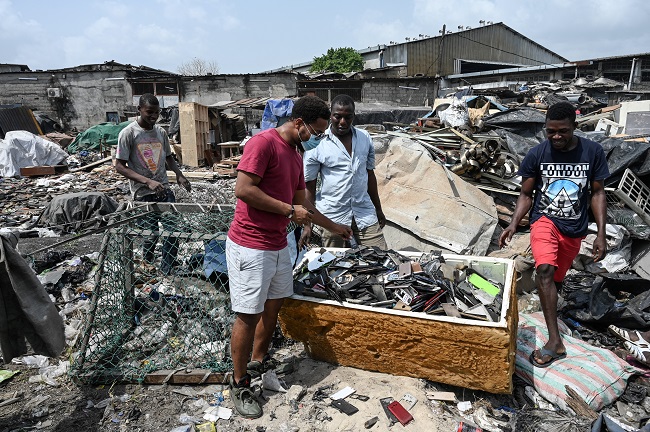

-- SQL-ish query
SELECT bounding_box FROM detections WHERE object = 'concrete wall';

[362,78,436,106]
[0,70,131,130]
[180,73,298,105]
[0,70,298,131]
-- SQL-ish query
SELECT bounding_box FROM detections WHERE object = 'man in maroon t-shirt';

[226,96,352,418]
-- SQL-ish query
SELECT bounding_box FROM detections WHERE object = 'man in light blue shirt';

[301,95,387,249]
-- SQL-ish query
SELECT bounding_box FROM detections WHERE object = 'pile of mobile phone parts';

[293,246,504,322]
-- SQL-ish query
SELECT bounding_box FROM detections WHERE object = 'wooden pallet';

[179,102,210,167]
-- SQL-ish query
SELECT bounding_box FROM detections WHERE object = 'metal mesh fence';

[69,202,237,384]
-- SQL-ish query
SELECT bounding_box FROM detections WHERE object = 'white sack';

[0,130,68,177]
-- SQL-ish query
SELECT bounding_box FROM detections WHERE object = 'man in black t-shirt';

[499,102,609,368]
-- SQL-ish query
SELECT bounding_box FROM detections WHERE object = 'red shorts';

[530,216,583,282]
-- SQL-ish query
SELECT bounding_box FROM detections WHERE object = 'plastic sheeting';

[261,99,294,131]
[203,239,227,278]
[562,272,650,328]
[36,192,118,234]
[375,136,498,255]
[484,108,547,163]
[167,106,180,137]
[66,121,131,153]
[354,104,431,127]
[591,413,650,432]
[0,232,65,362]
[573,223,631,273]
[33,112,62,134]
[596,133,650,178]
[486,111,650,182]
[516,408,592,432]
[439,97,470,128]
[0,130,69,177]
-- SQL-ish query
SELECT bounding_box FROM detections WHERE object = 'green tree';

[310,47,364,73]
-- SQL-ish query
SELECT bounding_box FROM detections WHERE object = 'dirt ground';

[0,342,519,432]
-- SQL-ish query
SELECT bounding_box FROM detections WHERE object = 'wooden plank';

[565,386,598,420]
[143,369,227,385]
[449,128,476,145]
[601,104,621,113]
[20,165,67,177]
[166,170,215,181]
[426,391,457,402]
[69,156,112,173]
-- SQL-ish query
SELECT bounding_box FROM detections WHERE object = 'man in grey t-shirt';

[115,93,190,274]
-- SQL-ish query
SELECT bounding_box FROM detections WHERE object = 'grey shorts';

[225,237,293,314]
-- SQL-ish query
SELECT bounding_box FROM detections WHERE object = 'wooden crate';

[179,102,209,167]
[279,253,518,394]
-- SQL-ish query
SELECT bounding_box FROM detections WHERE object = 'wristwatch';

[287,204,294,219]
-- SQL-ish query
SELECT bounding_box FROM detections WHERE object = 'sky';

[1,0,649,75]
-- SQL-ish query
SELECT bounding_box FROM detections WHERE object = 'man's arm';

[165,155,191,192]
[367,170,385,228]
[294,189,352,240]
[304,180,317,206]
[114,159,165,195]
[298,180,318,248]
[591,179,607,262]
[235,171,312,224]
[498,177,535,248]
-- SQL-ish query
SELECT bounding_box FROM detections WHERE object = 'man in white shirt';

[301,95,387,249]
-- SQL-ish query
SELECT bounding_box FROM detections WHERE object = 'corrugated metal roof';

[406,24,568,77]
[0,106,43,138]
[210,97,274,109]
[573,52,650,62]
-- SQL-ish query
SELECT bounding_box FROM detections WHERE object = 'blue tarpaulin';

[261,99,294,130]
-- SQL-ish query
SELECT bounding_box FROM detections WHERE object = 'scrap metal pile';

[388,128,519,187]
[293,246,504,322]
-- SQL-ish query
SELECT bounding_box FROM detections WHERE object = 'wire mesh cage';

[69,202,237,384]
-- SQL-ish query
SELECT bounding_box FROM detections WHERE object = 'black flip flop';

[529,348,567,368]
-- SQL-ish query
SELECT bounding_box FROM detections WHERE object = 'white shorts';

[226,237,293,314]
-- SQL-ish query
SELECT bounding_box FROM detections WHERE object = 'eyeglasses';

[303,121,326,141]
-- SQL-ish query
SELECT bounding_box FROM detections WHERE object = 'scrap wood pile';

[293,246,504,322]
